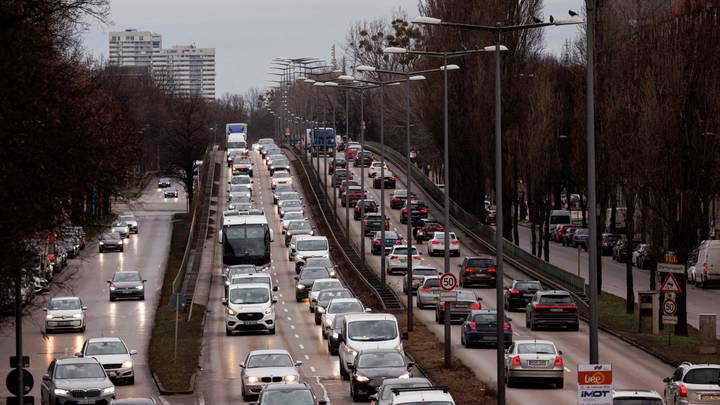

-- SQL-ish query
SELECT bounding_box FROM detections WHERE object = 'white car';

[613,389,664,405]
[118,214,138,234]
[294,236,330,272]
[271,170,292,189]
[338,313,403,381]
[44,296,87,333]
[282,212,306,230]
[228,190,252,203]
[240,349,302,401]
[277,199,304,218]
[308,278,344,312]
[385,245,423,274]
[230,174,253,194]
[224,283,276,336]
[78,337,137,384]
[367,161,389,178]
[320,298,366,339]
[389,387,455,405]
[426,232,460,257]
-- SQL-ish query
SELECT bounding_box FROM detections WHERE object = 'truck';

[310,127,335,157]
[225,122,247,150]
[226,132,248,166]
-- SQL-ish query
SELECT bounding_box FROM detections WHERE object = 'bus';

[220,214,273,266]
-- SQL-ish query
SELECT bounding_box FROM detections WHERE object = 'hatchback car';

[240,349,302,401]
[111,222,130,238]
[78,337,137,384]
[277,199,303,218]
[99,232,124,253]
[385,245,423,274]
[526,290,579,331]
[400,200,429,224]
[426,232,460,256]
[403,265,440,294]
[504,280,544,311]
[45,296,87,333]
[163,187,179,198]
[108,271,146,301]
[413,218,445,243]
[294,267,333,302]
[435,290,481,324]
[321,298,366,339]
[415,276,440,309]
[505,340,564,388]
[663,363,720,405]
[354,199,379,220]
[282,212,306,230]
[271,171,292,189]
[371,231,403,255]
[367,161,388,177]
[252,382,327,405]
[314,288,354,325]
[373,172,397,189]
[118,214,138,234]
[461,310,512,348]
[158,177,171,188]
[459,255,496,287]
[308,278,344,313]
[284,220,314,246]
[40,357,115,405]
[349,349,412,401]
[370,377,432,405]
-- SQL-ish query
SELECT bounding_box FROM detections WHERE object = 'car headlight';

[317,307,325,314]
[45,314,54,320]
[101,386,115,396]
[329,270,336,277]
[287,231,292,236]
[345,346,357,357]
[136,285,143,290]
[310,230,314,235]
[99,241,104,245]
[121,360,133,369]
[225,280,231,286]
[264,307,273,315]
[399,372,410,379]
[322,253,329,258]
[54,388,69,396]
[355,375,369,382]
[325,317,333,326]
[332,332,339,339]
[72,313,83,319]
[227,308,236,315]
[119,240,123,245]
[109,286,116,291]
[284,375,298,382]
[247,376,260,384]
[296,284,305,290]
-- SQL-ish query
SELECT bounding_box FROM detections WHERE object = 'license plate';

[242,320,258,325]
[700,394,720,400]
[523,294,533,297]
[80,400,95,404]
[483,336,496,341]
[528,360,547,367]
[550,308,564,312]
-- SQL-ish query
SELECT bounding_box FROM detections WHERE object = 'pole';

[586,0,599,364]
[323,103,328,201]
[494,34,506,405]
[406,75,414,333]
[345,90,350,242]
[15,268,24,404]
[380,83,387,286]
[360,89,366,268]
[174,293,179,361]
[444,300,452,368]
[443,53,451,277]
[332,102,338,216]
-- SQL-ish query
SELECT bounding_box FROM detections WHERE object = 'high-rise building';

[108,29,161,67]
[153,45,216,100]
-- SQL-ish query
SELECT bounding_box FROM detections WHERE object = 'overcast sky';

[81,0,584,97]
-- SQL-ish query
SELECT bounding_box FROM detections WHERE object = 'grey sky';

[82,0,584,97]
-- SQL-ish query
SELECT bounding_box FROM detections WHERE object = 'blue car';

[461,309,513,348]
[371,231,403,255]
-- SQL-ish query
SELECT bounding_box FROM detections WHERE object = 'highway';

[306,148,674,405]
[0,179,186,401]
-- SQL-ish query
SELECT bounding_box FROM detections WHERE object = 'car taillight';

[431,241,441,245]
[413,255,421,260]
[510,289,521,295]
[678,383,687,397]
[464,267,474,273]
[421,286,431,291]
[374,240,381,245]
[470,303,481,309]
[511,356,521,366]
[395,240,402,244]
[439,303,446,309]
[503,322,510,331]
[486,267,497,273]
[420,209,428,213]
[451,241,460,245]
[390,256,398,260]
[392,197,400,201]
[362,220,368,227]
[468,321,477,330]
[389,176,396,180]
[402,208,408,213]
[553,356,563,367]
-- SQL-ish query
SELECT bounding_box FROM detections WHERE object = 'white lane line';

[299,344,305,350]
[310,366,317,373]
[281,301,286,305]
[278,293,283,298]
[283,308,288,313]
[290,325,295,330]
[513,332,520,336]
[196,393,206,405]
[287,316,292,321]
[564,367,571,373]
[315,376,330,403]
[304,354,310,360]
[295,334,300,339]
[157,397,171,405]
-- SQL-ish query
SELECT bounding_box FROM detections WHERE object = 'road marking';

[157,397,171,405]
[287,316,292,321]
[564,367,571,373]
[299,344,305,350]
[281,301,286,305]
[315,376,330,403]
[513,332,520,336]
[196,393,206,405]
[290,325,295,330]
[310,366,316,373]
[295,334,300,338]
[283,308,288,313]
[304,354,310,360]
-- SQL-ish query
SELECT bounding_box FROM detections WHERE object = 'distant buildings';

[108,29,215,100]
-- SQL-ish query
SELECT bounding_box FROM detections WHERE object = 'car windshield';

[456,291,477,301]
[48,298,81,310]
[413,269,438,276]
[112,272,141,282]
[393,247,418,255]
[273,172,290,179]
[467,258,495,267]
[378,232,399,239]
[228,287,269,304]
[289,222,311,231]
[103,233,120,241]
[279,192,300,200]
[282,200,302,208]
[300,268,330,280]
[246,353,293,368]
[347,320,398,341]
[261,390,314,405]
[613,398,664,405]
[517,343,556,354]
[275,186,293,194]
[305,258,333,268]
[358,352,404,368]
[227,141,247,149]
[228,266,256,276]
[231,276,270,286]
[232,176,251,184]
[319,290,352,301]
[423,278,440,288]
[472,313,497,323]
[312,280,341,291]
[85,341,127,355]
[230,196,250,203]
[684,368,720,384]
[55,363,106,379]
[230,185,248,193]
[284,213,304,221]
[225,224,267,240]
[119,216,134,222]
[539,294,574,305]
[575,228,589,236]
[328,301,364,313]
[112,222,126,228]
[380,382,432,400]
[297,240,328,251]
[516,282,542,291]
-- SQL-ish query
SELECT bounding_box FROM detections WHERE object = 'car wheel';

[570,322,579,331]
[699,277,706,289]
[555,378,564,389]
[339,360,349,380]
[99,248,103,253]
[241,389,250,402]
[329,343,337,355]
[416,299,422,309]
[80,325,86,332]
[226,328,232,336]
[525,315,531,328]
[120,247,124,252]
[127,376,135,385]
[506,376,516,388]
[109,296,115,302]
[296,296,302,303]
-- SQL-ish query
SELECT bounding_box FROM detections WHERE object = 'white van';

[338,313,405,380]
[549,210,571,232]
[294,236,330,272]
[690,240,720,288]
[223,283,276,336]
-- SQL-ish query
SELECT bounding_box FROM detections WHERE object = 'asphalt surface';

[0,178,186,402]
[307,149,674,405]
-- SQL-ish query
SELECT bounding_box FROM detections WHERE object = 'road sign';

[5,369,33,396]
[663,315,678,325]
[9,356,29,369]
[439,273,457,291]
[663,298,677,316]
[657,263,685,274]
[577,364,613,405]
[660,273,682,294]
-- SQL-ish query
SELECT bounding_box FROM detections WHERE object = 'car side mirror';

[293,276,299,280]
[295,361,303,366]
[222,298,228,306]
[272,286,278,292]
[557,350,563,355]
[218,230,223,244]
[239,362,245,368]
[401,332,409,341]
[143,280,147,283]
[319,400,328,405]
[272,297,278,304]
[407,362,415,369]
[130,349,138,355]
[106,280,111,284]
[42,374,51,382]
[365,308,372,312]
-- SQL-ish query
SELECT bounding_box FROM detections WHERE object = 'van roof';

[344,312,397,322]
[223,215,268,226]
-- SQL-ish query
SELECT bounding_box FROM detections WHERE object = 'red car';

[345,147,361,160]
[329,158,347,174]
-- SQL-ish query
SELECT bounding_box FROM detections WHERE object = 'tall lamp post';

[413,12,584,403]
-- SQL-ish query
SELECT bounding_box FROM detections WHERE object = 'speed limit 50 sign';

[440,273,457,291]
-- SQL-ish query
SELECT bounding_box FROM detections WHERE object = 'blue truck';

[310,127,335,156]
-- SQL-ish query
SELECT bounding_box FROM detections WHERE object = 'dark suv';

[458,256,497,287]
[526,290,579,331]
[354,199,378,220]
[401,200,429,224]
[504,280,544,311]
[390,189,416,209]
[414,218,445,243]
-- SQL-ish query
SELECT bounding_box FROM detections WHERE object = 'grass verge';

[598,292,720,365]
[148,213,205,392]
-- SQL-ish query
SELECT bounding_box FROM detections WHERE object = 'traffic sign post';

[659,265,687,336]
[577,364,613,405]
[439,272,457,369]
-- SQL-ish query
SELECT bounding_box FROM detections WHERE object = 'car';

[294,267,333,302]
[111,222,130,238]
[341,186,366,207]
[278,199,304,218]
[354,199,379,220]
[111,399,157,405]
[232,157,253,176]
[370,377,432,405]
[572,228,590,249]
[425,232,460,257]
[60,239,77,259]
[434,289,481,324]
[78,337,137,384]
[252,382,327,405]
[634,243,656,270]
[288,234,311,262]
[339,180,360,195]
[415,276,440,309]
[363,213,390,236]
[329,158,347,173]
[552,224,575,242]
[223,283,276,336]
[276,191,302,206]
[373,172,397,189]
[691,239,720,287]
[268,158,291,175]
[390,189,416,209]
[107,271,146,301]
[504,280,544,311]
[321,298,366,339]
[163,187,178,198]
[338,313,404,382]
[224,264,260,290]
[308,278,344,313]
[413,218,444,243]
[367,161,389,177]
[44,296,87,333]
[385,245,423,274]
[158,177,171,188]
[304,257,337,276]
[327,314,347,354]
[314,289,354,324]
[371,231,403,255]
[271,170,292,189]
[459,255,497,287]
[400,200,429,224]
[332,169,354,187]
[353,151,374,167]
[294,236,330,273]
[239,349,302,400]
[664,363,720,405]
[40,357,116,405]
[526,290,579,331]
[485,208,497,224]
[561,226,579,246]
[99,232,124,253]
[272,184,295,203]
[403,265,440,294]
[613,389,664,405]
[282,212,306,229]
[505,340,564,388]
[227,273,278,299]
[600,233,622,255]
[387,387,455,405]
[349,349,412,401]
[228,195,252,211]
[345,146,361,160]
[613,238,642,262]
[460,309,512,348]
[118,214,138,234]
[284,220,314,246]
[230,174,253,193]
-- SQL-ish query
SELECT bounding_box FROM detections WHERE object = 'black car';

[401,200,429,224]
[99,232,123,253]
[371,231,403,255]
[353,151,374,167]
[294,267,332,302]
[349,349,413,401]
[363,213,389,236]
[327,315,345,355]
[413,218,445,243]
[332,169,353,187]
[354,199,379,220]
[390,189,416,209]
[458,256,497,287]
[526,290,579,331]
[613,238,642,262]
[601,233,622,255]
[372,172,396,189]
[284,221,314,246]
[158,177,171,188]
[435,290,481,324]
[254,382,327,405]
[504,280,544,311]
[107,271,146,301]
[313,288,353,325]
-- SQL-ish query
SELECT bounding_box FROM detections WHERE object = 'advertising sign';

[577,364,613,405]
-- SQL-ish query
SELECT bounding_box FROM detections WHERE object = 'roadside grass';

[148,213,205,392]
[598,292,720,365]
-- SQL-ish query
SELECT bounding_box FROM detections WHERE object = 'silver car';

[663,362,720,405]
[78,337,137,384]
[40,357,115,404]
[371,377,432,405]
[308,278,344,313]
[45,296,87,333]
[320,298,366,339]
[505,340,564,388]
[415,276,440,309]
[240,349,302,401]
[118,214,138,234]
[282,212,306,230]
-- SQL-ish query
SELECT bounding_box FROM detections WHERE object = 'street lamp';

[413,11,583,403]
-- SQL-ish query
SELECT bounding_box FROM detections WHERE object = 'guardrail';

[363,141,587,300]
[286,146,403,311]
